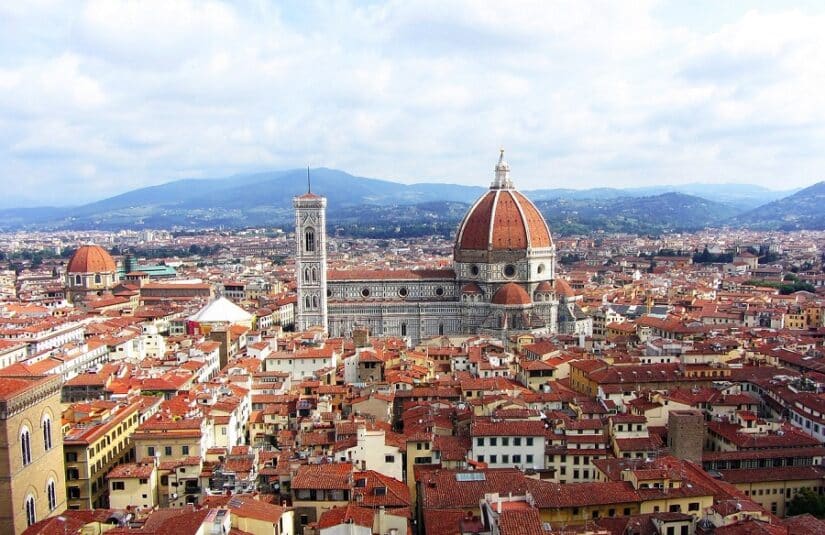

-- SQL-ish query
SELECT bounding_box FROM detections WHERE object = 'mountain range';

[0,168,819,236]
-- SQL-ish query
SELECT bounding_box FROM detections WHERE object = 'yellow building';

[0,375,66,534]
[223,495,294,535]
[106,462,158,510]
[132,416,207,464]
[291,463,352,528]
[63,400,141,509]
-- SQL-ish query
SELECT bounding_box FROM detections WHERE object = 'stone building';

[0,374,65,534]
[295,151,561,343]
[64,244,119,303]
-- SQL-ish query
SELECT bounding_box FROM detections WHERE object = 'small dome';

[461,282,483,294]
[535,280,554,293]
[555,278,576,298]
[67,245,117,274]
[492,283,531,306]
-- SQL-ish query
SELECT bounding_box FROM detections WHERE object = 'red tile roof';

[292,462,353,490]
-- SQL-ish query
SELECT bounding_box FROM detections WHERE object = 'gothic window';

[401,323,407,337]
[305,296,311,309]
[47,479,56,511]
[438,323,444,336]
[312,296,318,308]
[304,268,310,283]
[25,495,35,526]
[311,267,317,282]
[304,228,316,253]
[21,427,32,466]
[43,416,52,450]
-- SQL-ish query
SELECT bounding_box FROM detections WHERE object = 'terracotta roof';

[491,283,531,306]
[292,462,353,490]
[226,495,288,523]
[67,244,116,273]
[107,462,155,479]
[456,189,552,252]
[318,504,374,529]
[555,278,576,298]
[498,508,545,535]
[327,268,455,281]
[535,280,554,293]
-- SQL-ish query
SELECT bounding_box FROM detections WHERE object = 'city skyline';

[2,1,825,207]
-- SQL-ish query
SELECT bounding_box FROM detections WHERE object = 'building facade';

[0,375,66,534]
[294,191,329,331]
[294,152,561,343]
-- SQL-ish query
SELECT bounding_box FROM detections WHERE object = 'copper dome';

[67,245,117,273]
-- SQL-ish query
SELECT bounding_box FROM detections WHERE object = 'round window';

[537,264,545,274]
[326,289,332,297]
[435,287,444,297]
[470,265,479,276]
[361,288,370,297]
[398,287,408,298]
[503,264,516,278]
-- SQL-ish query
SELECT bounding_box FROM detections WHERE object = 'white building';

[336,426,403,482]
[470,418,546,470]
[264,345,339,380]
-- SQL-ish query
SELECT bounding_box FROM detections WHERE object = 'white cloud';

[1,0,824,206]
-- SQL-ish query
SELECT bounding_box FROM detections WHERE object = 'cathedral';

[295,151,585,343]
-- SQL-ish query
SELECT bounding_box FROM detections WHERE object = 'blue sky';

[1,0,824,207]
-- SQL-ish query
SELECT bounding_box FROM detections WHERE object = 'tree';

[787,488,825,518]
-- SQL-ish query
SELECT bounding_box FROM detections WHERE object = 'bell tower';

[293,176,328,332]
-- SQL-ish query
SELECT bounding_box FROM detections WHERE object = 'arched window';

[43,416,52,451]
[74,274,81,285]
[304,228,315,253]
[25,495,35,526]
[304,296,311,309]
[401,323,407,337]
[438,323,444,336]
[303,267,310,283]
[311,267,317,282]
[21,427,32,466]
[312,296,318,308]
[47,479,56,511]
[94,274,101,284]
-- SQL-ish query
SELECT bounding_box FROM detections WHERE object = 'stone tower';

[293,185,328,332]
[667,410,705,463]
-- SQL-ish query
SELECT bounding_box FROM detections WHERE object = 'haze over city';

[3,0,825,207]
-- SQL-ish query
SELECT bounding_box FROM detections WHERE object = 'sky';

[2,0,825,207]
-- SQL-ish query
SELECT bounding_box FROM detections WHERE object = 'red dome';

[555,278,576,298]
[455,190,552,254]
[461,282,483,294]
[492,283,532,306]
[67,245,116,273]
[535,280,554,293]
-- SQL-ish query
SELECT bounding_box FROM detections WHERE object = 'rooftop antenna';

[307,166,311,193]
